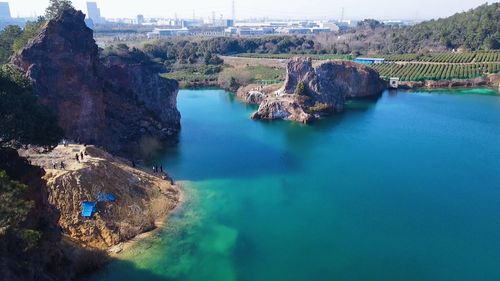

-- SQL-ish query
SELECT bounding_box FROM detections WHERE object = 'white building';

[86,2,104,24]
[147,27,190,38]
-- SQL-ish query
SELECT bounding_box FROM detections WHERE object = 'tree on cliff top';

[45,0,74,20]
[0,66,64,148]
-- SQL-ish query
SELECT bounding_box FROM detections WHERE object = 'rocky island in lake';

[239,57,386,123]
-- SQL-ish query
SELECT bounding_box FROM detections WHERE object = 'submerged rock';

[251,57,387,123]
[11,9,180,156]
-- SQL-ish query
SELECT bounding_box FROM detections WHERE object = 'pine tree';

[44,0,74,20]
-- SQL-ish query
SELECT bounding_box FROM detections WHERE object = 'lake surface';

[89,88,500,281]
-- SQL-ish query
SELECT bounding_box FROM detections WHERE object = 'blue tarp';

[82,201,96,218]
[97,193,116,202]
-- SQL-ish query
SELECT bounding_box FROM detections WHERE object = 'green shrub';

[295,82,307,96]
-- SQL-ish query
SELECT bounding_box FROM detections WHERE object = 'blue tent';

[97,193,116,202]
[82,201,96,218]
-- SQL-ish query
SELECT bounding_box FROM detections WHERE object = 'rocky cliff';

[11,9,180,156]
[247,57,386,123]
[19,144,180,250]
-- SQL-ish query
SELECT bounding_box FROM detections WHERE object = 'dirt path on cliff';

[19,144,181,251]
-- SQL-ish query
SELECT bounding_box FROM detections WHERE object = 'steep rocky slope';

[11,9,180,156]
[239,57,387,123]
[19,144,180,250]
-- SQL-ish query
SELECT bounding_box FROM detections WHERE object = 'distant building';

[286,27,310,34]
[0,2,11,19]
[310,27,331,34]
[229,27,275,36]
[181,19,203,28]
[319,21,339,32]
[223,19,234,27]
[136,14,144,25]
[86,2,104,24]
[147,27,190,38]
[354,57,385,64]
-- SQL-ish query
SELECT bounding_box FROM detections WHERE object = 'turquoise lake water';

[90,88,500,281]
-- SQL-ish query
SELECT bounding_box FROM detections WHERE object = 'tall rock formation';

[250,57,387,123]
[11,9,180,156]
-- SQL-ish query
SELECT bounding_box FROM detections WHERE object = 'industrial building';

[0,2,10,19]
[147,27,190,38]
[354,57,385,64]
[86,2,104,24]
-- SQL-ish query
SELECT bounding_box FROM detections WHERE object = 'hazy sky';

[9,0,494,20]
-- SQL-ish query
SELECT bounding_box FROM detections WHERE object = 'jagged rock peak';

[11,8,180,157]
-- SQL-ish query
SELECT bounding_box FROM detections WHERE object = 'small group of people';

[152,164,163,174]
[52,161,65,170]
[75,151,85,162]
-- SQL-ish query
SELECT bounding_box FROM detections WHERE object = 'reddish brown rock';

[11,9,180,157]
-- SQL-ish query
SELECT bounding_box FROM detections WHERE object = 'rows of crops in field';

[371,63,500,81]
[380,51,500,63]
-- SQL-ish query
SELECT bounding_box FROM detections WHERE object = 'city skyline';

[8,0,493,20]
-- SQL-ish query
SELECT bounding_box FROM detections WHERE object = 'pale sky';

[8,0,495,20]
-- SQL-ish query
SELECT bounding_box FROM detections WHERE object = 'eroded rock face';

[11,9,180,156]
[252,57,386,123]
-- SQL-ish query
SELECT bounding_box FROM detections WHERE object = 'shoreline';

[175,78,500,92]
[108,180,188,257]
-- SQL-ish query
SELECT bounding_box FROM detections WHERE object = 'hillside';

[395,3,499,51]
[19,144,180,250]
[342,3,500,54]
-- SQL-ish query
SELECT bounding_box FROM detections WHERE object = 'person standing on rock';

[52,161,56,169]
[160,165,163,173]
[75,154,79,162]
[60,161,65,169]
[80,151,84,160]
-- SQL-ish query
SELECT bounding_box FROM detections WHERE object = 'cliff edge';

[19,144,180,250]
[11,9,180,156]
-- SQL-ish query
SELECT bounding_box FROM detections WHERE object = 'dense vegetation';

[371,62,500,81]
[142,36,323,67]
[235,53,353,60]
[401,3,499,51]
[331,3,499,54]
[0,170,39,251]
[0,66,64,148]
[0,65,63,261]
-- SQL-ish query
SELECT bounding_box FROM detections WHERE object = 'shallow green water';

[90,88,500,281]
